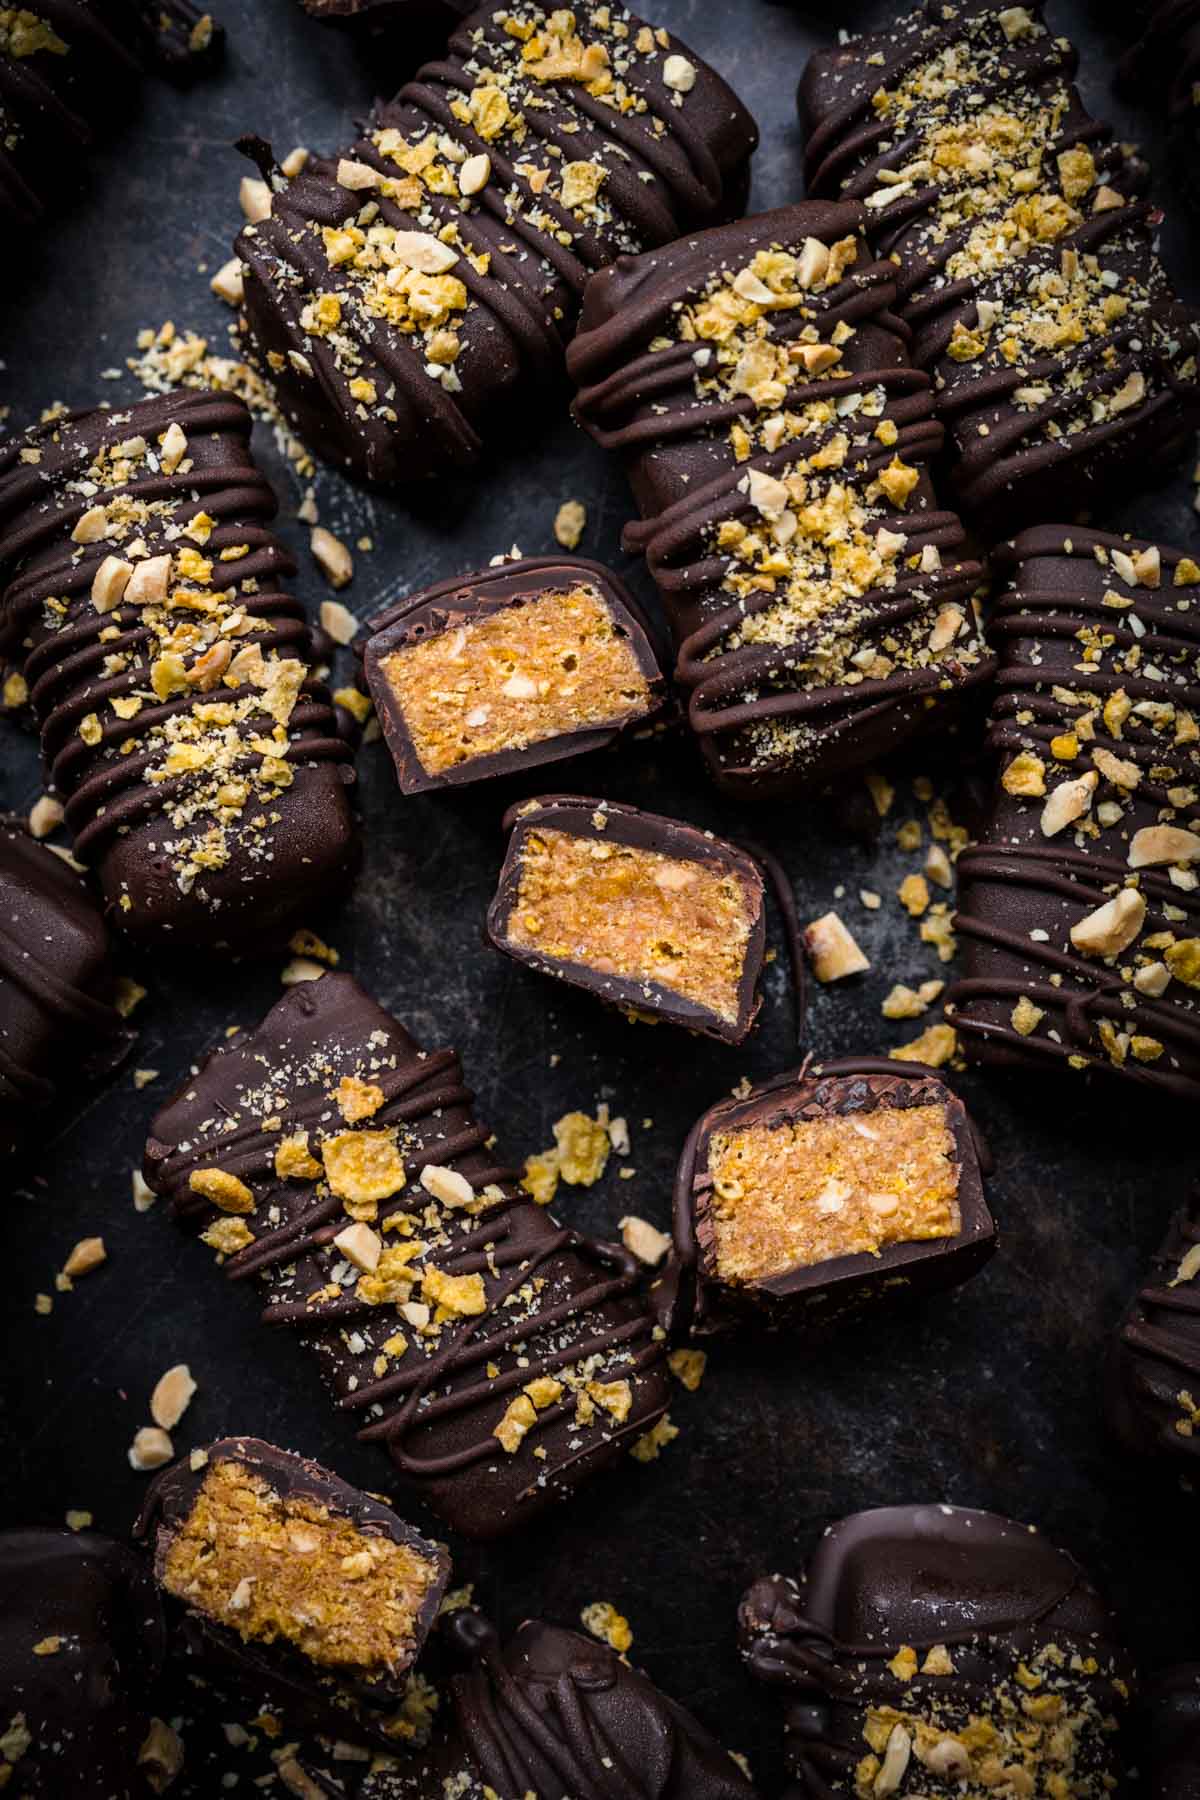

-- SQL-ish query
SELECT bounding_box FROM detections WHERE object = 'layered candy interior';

[159,1458,440,1675]
[377,585,652,775]
[505,825,756,1023]
[707,1100,961,1281]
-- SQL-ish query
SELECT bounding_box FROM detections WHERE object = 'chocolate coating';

[0,391,359,950]
[362,555,666,793]
[667,1058,996,1336]
[136,1435,449,1745]
[0,1527,166,1797]
[1120,5,1200,219]
[799,1,1200,533]
[143,972,670,1539]
[569,204,993,795]
[485,793,767,1043]
[739,1502,1134,1795]
[236,3,757,486]
[1144,1666,1200,1800]
[1108,1188,1200,1470]
[949,525,1200,1104]
[0,818,129,1157]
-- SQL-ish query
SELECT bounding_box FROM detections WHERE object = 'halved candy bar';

[235,4,757,486]
[668,1057,994,1334]
[950,526,1200,1104]
[143,973,670,1540]
[739,1502,1134,1793]
[137,1436,448,1746]
[362,557,664,793]
[1108,1187,1200,1470]
[798,2,1200,533]
[0,392,359,949]
[485,795,767,1044]
[0,819,130,1157]
[568,205,992,795]
[0,1528,166,1796]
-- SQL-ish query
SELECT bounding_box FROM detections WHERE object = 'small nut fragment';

[459,152,491,195]
[390,230,459,274]
[62,1236,106,1278]
[1040,771,1098,837]
[662,52,696,92]
[1128,826,1200,868]
[311,526,353,589]
[138,1718,184,1794]
[333,1222,384,1273]
[238,175,272,222]
[420,1164,475,1208]
[151,1364,197,1431]
[796,236,830,288]
[1134,960,1170,997]
[1070,888,1146,957]
[337,157,379,191]
[210,257,245,306]
[280,145,310,179]
[875,1723,912,1796]
[319,598,358,645]
[28,795,64,839]
[128,1426,174,1472]
[126,555,172,608]
[72,505,108,544]
[159,421,188,475]
[91,554,134,613]
[554,498,587,550]
[804,911,870,982]
[619,1215,671,1265]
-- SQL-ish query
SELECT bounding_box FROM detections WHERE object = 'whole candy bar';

[288,1611,760,1797]
[1108,1187,1200,1468]
[136,1436,449,1746]
[0,391,359,950]
[0,819,130,1157]
[143,972,670,1539]
[0,1527,167,1796]
[950,526,1200,1103]
[1144,1666,1200,1800]
[362,556,665,793]
[235,3,757,485]
[668,1057,995,1335]
[569,205,992,796]
[798,2,1200,534]
[485,794,767,1043]
[0,2,221,227]
[739,1502,1134,1795]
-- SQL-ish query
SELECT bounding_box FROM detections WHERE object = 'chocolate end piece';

[363,557,664,793]
[486,795,767,1043]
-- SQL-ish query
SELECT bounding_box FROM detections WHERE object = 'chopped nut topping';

[805,911,870,982]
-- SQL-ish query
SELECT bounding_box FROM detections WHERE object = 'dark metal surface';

[0,2,1196,1791]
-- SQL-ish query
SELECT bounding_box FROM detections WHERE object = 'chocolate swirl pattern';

[0,818,129,1157]
[0,2,220,226]
[144,972,670,1540]
[950,526,1200,1104]
[0,390,358,949]
[739,1503,1133,1799]
[799,0,1200,533]
[235,2,757,485]
[1108,1189,1200,1469]
[569,203,992,795]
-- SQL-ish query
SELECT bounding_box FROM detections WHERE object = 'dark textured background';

[0,1,1196,1790]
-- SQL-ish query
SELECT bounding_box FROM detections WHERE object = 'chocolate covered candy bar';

[0,819,130,1157]
[236,4,757,486]
[0,392,359,950]
[668,1057,995,1335]
[569,205,992,796]
[739,1503,1134,1796]
[486,794,767,1043]
[137,1435,449,1745]
[1145,1666,1200,1800]
[950,526,1200,1103]
[290,1609,758,1798]
[798,2,1200,533]
[0,1527,167,1796]
[143,972,669,1539]
[0,3,220,226]
[1108,1188,1200,1469]
[362,556,665,793]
